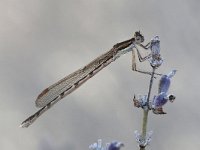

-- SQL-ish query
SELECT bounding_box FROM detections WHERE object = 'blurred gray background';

[0,0,199,150]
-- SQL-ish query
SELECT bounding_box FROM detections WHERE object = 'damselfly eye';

[136,37,141,40]
[136,36,143,43]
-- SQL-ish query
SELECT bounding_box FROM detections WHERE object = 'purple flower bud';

[108,141,124,150]
[159,75,170,93]
[134,130,153,147]
[152,70,177,113]
[89,139,124,150]
[153,92,168,107]
[150,36,160,56]
[158,70,176,94]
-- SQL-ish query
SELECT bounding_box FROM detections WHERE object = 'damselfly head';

[134,31,144,44]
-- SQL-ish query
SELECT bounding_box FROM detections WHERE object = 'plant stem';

[140,110,148,150]
[147,67,156,104]
[140,67,156,150]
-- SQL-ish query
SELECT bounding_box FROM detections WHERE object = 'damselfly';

[20,31,161,128]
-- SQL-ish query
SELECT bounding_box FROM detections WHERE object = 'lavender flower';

[133,95,148,110]
[152,70,176,114]
[134,130,153,148]
[107,141,124,150]
[150,36,160,56]
[148,36,163,68]
[89,139,124,150]
[89,139,104,150]
[158,69,176,93]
